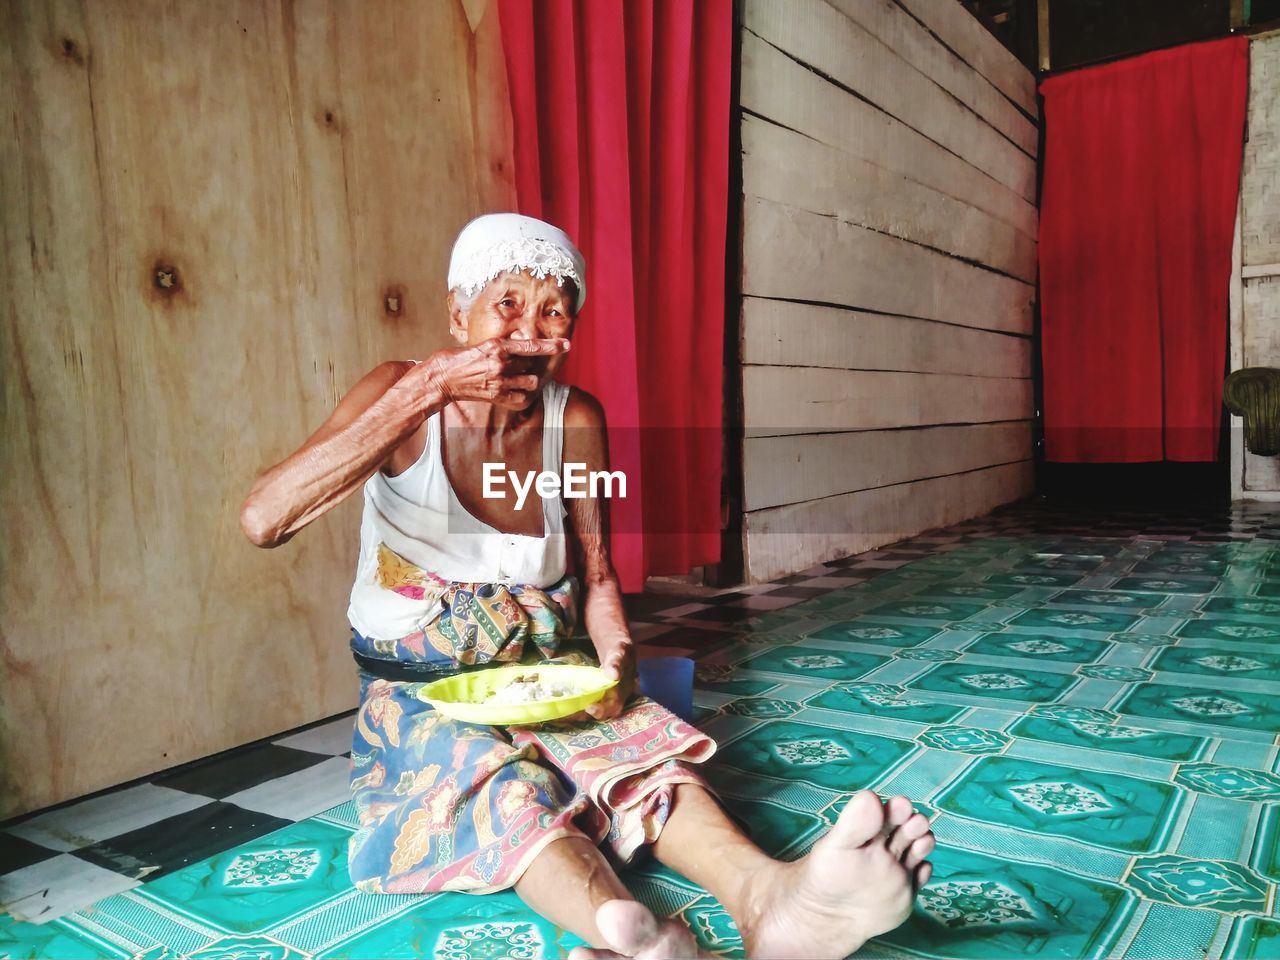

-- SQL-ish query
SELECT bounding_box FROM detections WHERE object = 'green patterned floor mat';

[6,537,1280,959]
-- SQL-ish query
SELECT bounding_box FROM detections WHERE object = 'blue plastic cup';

[638,656,695,723]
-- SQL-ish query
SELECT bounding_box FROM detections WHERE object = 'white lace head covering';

[447,213,587,313]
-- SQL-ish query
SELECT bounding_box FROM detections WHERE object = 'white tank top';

[346,378,571,641]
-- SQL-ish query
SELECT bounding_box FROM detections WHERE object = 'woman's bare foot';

[567,791,935,959]
[739,790,935,959]
[568,899,711,959]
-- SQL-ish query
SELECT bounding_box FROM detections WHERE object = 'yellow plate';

[418,664,616,726]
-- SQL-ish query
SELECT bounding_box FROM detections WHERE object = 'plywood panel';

[741,31,1036,241]
[1243,275,1280,367]
[1243,34,1280,267]
[743,461,1035,582]
[742,297,1031,376]
[1236,34,1280,497]
[743,0,1035,201]
[743,366,1033,435]
[0,1,117,817]
[1243,447,1280,492]
[744,421,1032,510]
[1242,275,1280,491]
[893,0,1038,116]
[742,116,1035,282]
[826,0,1037,155]
[743,197,1035,334]
[0,0,514,819]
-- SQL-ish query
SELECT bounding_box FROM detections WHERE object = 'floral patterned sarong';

[355,543,580,668]
[346,557,716,894]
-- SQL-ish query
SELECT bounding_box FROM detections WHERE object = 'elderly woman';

[240,214,934,958]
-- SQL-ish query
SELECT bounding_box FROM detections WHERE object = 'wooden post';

[1231,0,1247,31]
[1037,0,1051,72]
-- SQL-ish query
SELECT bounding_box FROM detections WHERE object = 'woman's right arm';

[239,359,446,548]
[238,337,570,548]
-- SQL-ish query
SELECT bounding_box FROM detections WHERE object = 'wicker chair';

[1224,367,1280,456]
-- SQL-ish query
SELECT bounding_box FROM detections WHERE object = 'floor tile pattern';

[6,499,1280,957]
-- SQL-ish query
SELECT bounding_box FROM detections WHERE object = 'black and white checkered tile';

[0,717,354,923]
[5,496,1280,924]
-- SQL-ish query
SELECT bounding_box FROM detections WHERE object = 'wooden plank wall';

[1234,32,1280,497]
[0,0,514,818]
[739,0,1039,582]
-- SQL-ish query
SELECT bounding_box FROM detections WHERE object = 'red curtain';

[498,0,732,590]
[1039,38,1248,462]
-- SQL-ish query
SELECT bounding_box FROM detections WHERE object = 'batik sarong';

[356,542,580,668]
[346,547,717,894]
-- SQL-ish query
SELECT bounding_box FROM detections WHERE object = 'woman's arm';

[240,337,570,548]
[239,360,445,547]
[563,388,637,720]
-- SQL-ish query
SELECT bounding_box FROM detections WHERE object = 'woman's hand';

[424,337,570,410]
[584,643,637,722]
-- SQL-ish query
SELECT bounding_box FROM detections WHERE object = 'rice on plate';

[484,671,585,705]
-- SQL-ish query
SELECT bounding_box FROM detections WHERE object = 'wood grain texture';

[1230,194,1245,501]
[1243,276,1280,368]
[1238,35,1280,495]
[892,0,1038,116]
[1244,34,1280,267]
[743,461,1035,583]
[1244,443,1280,492]
[0,0,515,818]
[1243,276,1280,491]
[743,366,1033,436]
[743,0,1035,201]
[743,197,1035,334]
[738,0,1038,580]
[742,115,1036,282]
[744,421,1033,510]
[741,297,1031,375]
[740,30,1037,240]
[826,0,1036,155]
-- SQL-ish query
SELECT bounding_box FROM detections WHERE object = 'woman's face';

[448,269,578,394]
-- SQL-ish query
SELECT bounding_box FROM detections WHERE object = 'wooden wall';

[738,0,1039,582]
[0,0,514,819]
[1231,30,1280,499]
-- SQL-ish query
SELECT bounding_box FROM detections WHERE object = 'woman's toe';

[888,812,931,858]
[913,860,934,891]
[883,794,915,829]
[829,790,888,848]
[903,833,936,869]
